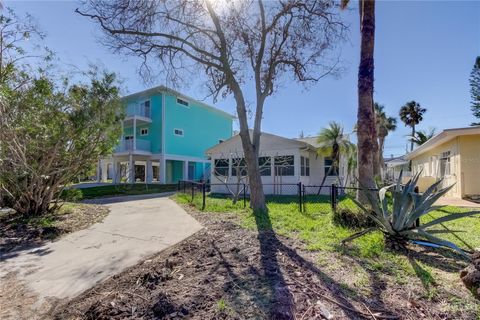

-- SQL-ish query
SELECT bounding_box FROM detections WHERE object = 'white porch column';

[183,160,189,181]
[294,154,301,178]
[96,160,101,182]
[128,154,135,183]
[160,157,166,184]
[133,118,137,150]
[146,160,153,183]
[112,160,119,184]
[101,160,108,182]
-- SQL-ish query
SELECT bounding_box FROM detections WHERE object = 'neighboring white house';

[384,155,410,182]
[205,131,349,195]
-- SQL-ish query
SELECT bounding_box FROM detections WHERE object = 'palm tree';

[341,0,378,201]
[410,128,436,147]
[399,101,427,151]
[344,146,357,188]
[375,103,397,172]
[316,122,354,194]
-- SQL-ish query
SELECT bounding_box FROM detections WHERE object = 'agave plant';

[343,172,479,257]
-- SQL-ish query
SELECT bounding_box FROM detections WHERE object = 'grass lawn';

[174,192,480,316]
[73,183,177,199]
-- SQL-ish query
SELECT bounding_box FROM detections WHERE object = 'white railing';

[126,104,151,118]
[115,139,151,153]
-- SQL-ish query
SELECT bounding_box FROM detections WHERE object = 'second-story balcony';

[124,104,152,126]
[115,138,151,155]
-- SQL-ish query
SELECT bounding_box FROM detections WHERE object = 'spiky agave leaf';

[351,197,392,233]
[410,229,470,258]
[420,211,480,229]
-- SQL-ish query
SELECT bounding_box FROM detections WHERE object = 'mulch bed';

[50,207,476,320]
[0,203,109,254]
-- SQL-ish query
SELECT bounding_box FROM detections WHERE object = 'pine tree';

[470,56,480,126]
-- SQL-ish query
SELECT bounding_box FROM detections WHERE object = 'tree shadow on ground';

[0,211,61,261]
[250,209,398,319]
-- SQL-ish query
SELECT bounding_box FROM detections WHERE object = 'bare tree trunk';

[230,82,266,212]
[356,0,377,203]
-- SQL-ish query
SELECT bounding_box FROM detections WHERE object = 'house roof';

[295,136,322,148]
[122,85,235,119]
[206,130,316,154]
[384,155,408,166]
[405,126,480,160]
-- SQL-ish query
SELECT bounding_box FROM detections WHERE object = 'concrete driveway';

[435,197,480,208]
[0,193,202,303]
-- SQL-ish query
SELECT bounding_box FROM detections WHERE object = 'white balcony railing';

[115,139,151,153]
[126,104,151,119]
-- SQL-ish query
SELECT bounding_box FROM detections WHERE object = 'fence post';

[330,184,337,212]
[298,182,302,212]
[414,186,420,227]
[302,185,306,213]
[191,182,194,202]
[202,182,206,210]
[183,180,186,193]
[243,184,246,208]
[177,180,181,191]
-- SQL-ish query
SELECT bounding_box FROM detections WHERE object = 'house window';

[274,155,294,176]
[177,97,189,107]
[124,135,133,140]
[259,156,272,176]
[141,100,151,117]
[140,128,148,136]
[174,128,184,136]
[324,157,337,176]
[214,159,229,176]
[232,158,247,177]
[301,156,310,176]
[440,151,451,177]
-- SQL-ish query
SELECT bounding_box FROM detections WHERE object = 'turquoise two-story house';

[98,86,234,184]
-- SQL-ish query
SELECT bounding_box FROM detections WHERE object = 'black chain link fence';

[177,180,378,213]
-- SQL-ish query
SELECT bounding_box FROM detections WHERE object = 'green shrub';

[333,207,376,229]
[60,188,83,202]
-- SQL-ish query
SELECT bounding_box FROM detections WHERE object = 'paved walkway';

[0,194,202,302]
[435,197,480,208]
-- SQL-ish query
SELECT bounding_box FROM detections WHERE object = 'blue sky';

[7,0,480,157]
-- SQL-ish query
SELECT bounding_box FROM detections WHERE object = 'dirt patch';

[50,208,478,320]
[0,203,109,254]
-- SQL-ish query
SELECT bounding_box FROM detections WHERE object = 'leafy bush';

[60,188,84,202]
[343,172,480,257]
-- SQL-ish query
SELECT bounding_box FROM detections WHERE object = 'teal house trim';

[98,86,234,184]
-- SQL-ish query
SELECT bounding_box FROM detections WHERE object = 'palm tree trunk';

[379,135,385,178]
[356,0,377,203]
[317,162,334,195]
[410,125,415,151]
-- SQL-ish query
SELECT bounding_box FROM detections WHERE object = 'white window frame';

[301,155,310,177]
[140,128,149,136]
[176,97,189,108]
[440,151,451,177]
[174,128,184,137]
